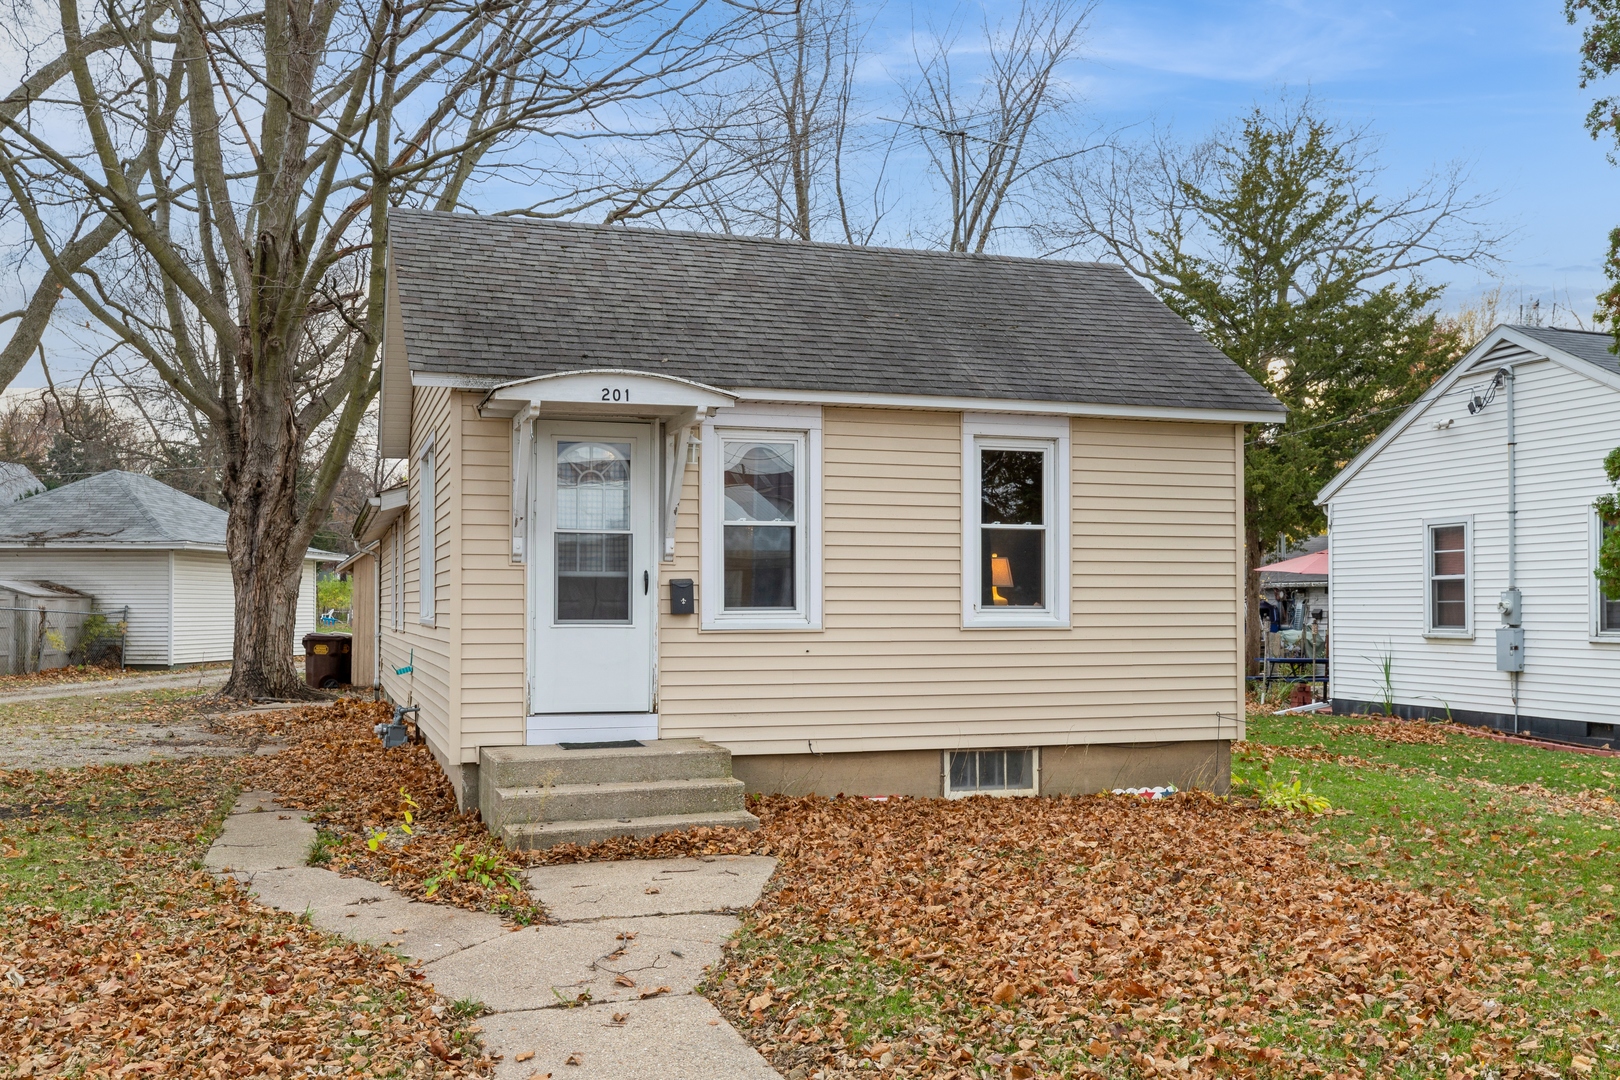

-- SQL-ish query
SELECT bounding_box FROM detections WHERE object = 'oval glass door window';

[555,441,632,622]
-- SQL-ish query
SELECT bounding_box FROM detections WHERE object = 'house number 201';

[601,387,629,402]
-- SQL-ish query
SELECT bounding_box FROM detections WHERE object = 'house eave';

[411,367,1285,425]
[1314,325,1582,506]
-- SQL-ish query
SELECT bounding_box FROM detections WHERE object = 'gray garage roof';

[0,470,340,558]
[388,211,1285,416]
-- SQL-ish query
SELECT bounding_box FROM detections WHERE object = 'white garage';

[0,470,337,667]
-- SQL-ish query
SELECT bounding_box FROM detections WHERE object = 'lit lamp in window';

[990,553,1013,606]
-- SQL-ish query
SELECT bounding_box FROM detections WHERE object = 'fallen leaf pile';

[219,700,542,923]
[1337,719,1452,746]
[544,793,1564,1079]
[0,759,489,1076]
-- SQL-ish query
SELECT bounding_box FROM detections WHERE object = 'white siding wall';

[1329,350,1620,724]
[296,560,318,642]
[170,550,235,664]
[0,550,172,664]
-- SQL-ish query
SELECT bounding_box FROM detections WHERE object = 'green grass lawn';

[1236,712,1620,1074]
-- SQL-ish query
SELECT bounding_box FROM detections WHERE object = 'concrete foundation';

[732,739,1230,798]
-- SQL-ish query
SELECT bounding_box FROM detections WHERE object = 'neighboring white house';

[1319,324,1620,746]
[0,470,336,667]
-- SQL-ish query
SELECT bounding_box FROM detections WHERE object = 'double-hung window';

[962,414,1069,628]
[701,405,822,629]
[1594,513,1620,637]
[1425,519,1470,635]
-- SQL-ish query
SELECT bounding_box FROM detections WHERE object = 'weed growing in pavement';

[450,997,487,1019]
[424,843,524,897]
[307,827,342,866]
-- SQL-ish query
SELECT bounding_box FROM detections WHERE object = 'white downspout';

[1505,368,1519,733]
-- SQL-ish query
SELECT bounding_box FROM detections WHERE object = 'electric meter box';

[1496,627,1525,672]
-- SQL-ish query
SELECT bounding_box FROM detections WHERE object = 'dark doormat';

[557,740,644,750]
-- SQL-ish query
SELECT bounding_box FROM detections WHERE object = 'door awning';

[489,370,737,566]
[477,368,737,419]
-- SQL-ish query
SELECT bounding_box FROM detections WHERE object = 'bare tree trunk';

[0,0,751,700]
[226,493,310,698]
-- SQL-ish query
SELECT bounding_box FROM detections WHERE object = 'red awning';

[1259,550,1328,576]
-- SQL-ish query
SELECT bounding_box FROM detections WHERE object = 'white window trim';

[942,748,1041,799]
[962,412,1071,629]
[418,434,437,627]
[700,403,823,630]
[1591,508,1620,642]
[1423,515,1472,639]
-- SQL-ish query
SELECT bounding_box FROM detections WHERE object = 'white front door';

[529,421,656,741]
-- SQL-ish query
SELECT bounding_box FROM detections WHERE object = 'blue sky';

[8,0,1616,387]
[986,0,1615,318]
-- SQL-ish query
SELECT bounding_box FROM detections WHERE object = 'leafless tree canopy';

[903,0,1095,252]
[686,0,875,242]
[0,0,756,695]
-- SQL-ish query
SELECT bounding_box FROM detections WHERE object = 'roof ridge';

[112,471,179,538]
[1506,323,1612,338]
[390,208,1125,274]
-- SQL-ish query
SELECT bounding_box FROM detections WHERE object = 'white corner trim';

[699,403,823,630]
[962,413,1071,629]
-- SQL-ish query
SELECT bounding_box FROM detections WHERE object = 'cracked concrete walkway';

[209,791,782,1079]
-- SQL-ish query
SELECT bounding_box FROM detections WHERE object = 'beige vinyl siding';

[169,550,235,665]
[379,384,456,761]
[658,407,1243,755]
[456,399,526,755]
[350,551,377,685]
[0,549,173,664]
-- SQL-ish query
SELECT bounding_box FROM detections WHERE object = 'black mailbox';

[669,578,695,615]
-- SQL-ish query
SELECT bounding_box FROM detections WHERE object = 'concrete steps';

[501,810,762,851]
[480,739,759,851]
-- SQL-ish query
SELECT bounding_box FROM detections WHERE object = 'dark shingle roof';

[388,211,1285,415]
[0,471,228,547]
[0,471,342,558]
[1509,325,1620,377]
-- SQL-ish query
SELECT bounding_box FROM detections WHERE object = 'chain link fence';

[0,603,128,676]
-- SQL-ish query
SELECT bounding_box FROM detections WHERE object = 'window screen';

[1429,524,1467,630]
